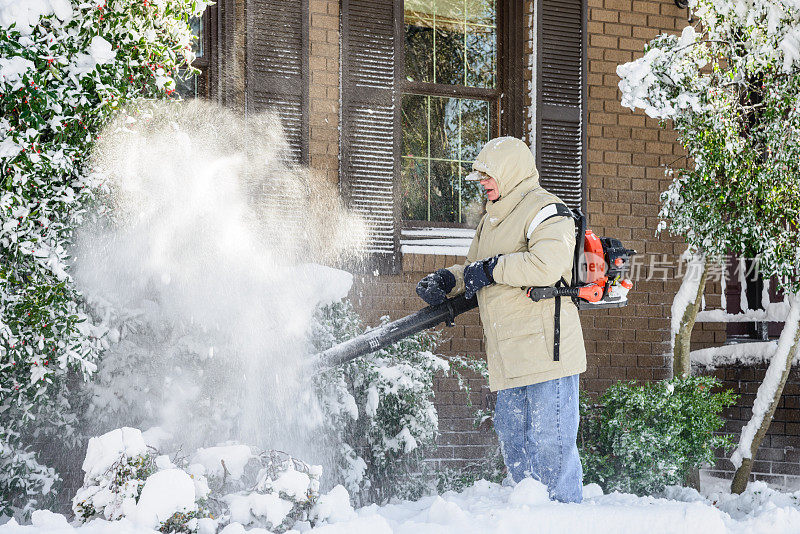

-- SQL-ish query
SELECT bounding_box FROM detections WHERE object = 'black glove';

[416,269,456,306]
[464,256,500,299]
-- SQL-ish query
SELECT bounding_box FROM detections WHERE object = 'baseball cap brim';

[464,170,485,181]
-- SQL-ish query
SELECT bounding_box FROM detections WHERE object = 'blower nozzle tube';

[311,294,478,370]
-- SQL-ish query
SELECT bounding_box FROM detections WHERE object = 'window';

[401,0,500,226]
[176,12,211,99]
[726,257,785,341]
[340,0,525,272]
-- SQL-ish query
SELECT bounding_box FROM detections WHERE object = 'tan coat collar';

[486,175,541,226]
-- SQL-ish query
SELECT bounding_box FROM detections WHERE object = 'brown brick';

[590,60,620,74]
[619,37,647,52]
[619,12,648,26]
[590,33,619,51]
[587,47,605,62]
[604,22,633,37]
[659,2,684,16]
[589,85,619,100]
[632,0,660,14]
[604,0,632,9]
[588,21,605,34]
[311,13,338,30]
[590,137,618,151]
[603,125,632,138]
[645,141,674,155]
[591,112,619,125]
[647,14,676,29]
[632,26,660,40]
[617,139,646,153]
[604,48,633,63]
[309,0,328,13]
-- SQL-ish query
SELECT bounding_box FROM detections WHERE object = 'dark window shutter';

[246,0,309,163]
[536,0,585,210]
[341,0,401,273]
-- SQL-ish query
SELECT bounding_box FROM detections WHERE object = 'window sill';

[400,227,475,256]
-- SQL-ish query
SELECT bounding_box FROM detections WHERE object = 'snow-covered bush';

[72,427,210,533]
[579,376,736,495]
[311,300,448,505]
[0,0,208,514]
[71,428,324,533]
[201,448,320,533]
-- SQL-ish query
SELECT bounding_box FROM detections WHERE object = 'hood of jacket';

[471,136,539,199]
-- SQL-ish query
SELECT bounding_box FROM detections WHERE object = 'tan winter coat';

[445,137,587,391]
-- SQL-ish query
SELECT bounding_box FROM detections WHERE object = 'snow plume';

[72,99,367,471]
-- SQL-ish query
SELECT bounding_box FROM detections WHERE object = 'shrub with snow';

[0,0,208,515]
[311,300,448,505]
[579,375,736,495]
[205,448,321,533]
[72,427,210,533]
[71,428,324,534]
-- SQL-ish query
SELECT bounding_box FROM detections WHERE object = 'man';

[415,137,586,503]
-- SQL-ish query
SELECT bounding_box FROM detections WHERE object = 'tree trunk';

[731,294,800,494]
[672,255,709,378]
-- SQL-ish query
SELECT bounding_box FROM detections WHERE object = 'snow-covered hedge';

[579,375,736,495]
[0,0,208,515]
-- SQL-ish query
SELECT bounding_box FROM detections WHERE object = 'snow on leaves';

[618,0,800,293]
[0,0,209,515]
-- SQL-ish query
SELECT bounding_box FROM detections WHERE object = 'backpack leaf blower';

[526,206,637,309]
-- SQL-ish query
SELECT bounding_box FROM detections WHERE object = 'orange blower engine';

[526,208,637,309]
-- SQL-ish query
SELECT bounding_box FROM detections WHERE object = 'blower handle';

[526,283,604,303]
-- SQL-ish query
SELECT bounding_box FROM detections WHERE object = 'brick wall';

[308,0,339,183]
[581,0,728,394]
[698,364,800,490]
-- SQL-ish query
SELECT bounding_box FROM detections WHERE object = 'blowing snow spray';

[73,99,366,467]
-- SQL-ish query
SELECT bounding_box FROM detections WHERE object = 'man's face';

[479,175,500,201]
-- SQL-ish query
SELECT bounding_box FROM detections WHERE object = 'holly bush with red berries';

[0,0,209,516]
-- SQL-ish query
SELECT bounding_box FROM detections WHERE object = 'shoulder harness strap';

[526,203,573,240]
[553,277,568,362]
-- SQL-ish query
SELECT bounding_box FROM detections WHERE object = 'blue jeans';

[493,374,583,503]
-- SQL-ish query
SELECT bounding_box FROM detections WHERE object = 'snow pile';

[14,477,800,533]
[71,428,160,523]
[191,445,254,480]
[81,428,148,480]
[691,341,781,369]
[224,492,292,529]
[71,35,116,76]
[132,469,197,529]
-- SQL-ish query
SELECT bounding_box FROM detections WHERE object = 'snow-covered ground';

[5,474,800,534]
